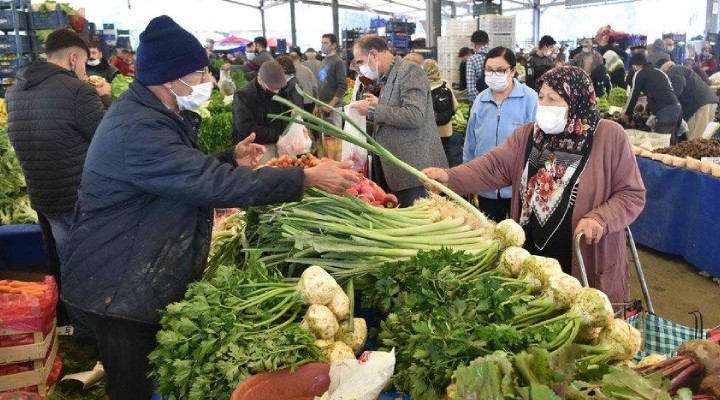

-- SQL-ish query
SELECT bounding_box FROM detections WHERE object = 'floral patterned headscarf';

[519,66,600,250]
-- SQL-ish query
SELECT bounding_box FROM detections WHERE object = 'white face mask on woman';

[536,105,568,134]
[485,73,510,92]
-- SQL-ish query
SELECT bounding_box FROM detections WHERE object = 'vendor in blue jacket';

[463,47,538,222]
[60,16,358,400]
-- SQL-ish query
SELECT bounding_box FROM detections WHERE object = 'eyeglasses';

[484,67,512,77]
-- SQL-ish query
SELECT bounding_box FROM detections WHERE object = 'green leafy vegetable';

[149,261,323,400]
[0,131,36,225]
[110,75,133,98]
[198,112,233,154]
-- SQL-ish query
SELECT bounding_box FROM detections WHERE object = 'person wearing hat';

[466,29,490,102]
[60,16,359,400]
[568,39,603,75]
[232,60,295,161]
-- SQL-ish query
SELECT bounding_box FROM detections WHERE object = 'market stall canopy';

[218,35,252,45]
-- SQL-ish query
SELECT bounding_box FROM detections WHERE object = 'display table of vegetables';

[0,130,36,225]
[146,92,720,400]
[633,139,720,178]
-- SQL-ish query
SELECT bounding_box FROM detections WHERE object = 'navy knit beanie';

[135,15,209,85]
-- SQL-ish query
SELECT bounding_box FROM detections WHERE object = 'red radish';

[381,194,399,208]
[347,187,359,196]
[372,187,386,201]
[357,193,375,204]
[370,200,383,207]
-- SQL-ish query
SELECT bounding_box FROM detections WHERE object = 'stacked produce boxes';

[437,15,516,87]
[437,19,475,86]
[0,274,61,397]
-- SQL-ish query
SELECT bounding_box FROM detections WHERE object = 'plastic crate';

[477,14,515,33]
[0,9,27,30]
[0,57,28,74]
[370,17,386,28]
[0,0,29,9]
[0,34,30,53]
[28,9,68,29]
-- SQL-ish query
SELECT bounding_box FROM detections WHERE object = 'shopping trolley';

[575,227,720,359]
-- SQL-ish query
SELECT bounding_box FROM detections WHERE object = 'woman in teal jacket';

[463,46,538,222]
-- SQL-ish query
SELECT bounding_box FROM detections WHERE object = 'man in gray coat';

[351,35,448,206]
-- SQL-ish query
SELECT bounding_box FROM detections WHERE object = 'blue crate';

[29,8,68,29]
[0,9,27,30]
[370,17,386,28]
[0,224,48,270]
[0,57,29,74]
[0,0,29,9]
[0,34,30,53]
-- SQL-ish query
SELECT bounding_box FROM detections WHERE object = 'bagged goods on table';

[315,350,396,400]
[277,119,313,157]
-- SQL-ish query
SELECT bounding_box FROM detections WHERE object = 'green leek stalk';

[268,88,488,227]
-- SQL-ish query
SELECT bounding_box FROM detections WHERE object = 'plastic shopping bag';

[342,106,369,174]
[315,349,396,400]
[218,69,237,97]
[277,117,313,157]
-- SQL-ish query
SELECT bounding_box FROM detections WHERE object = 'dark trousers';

[371,155,428,207]
[86,313,160,400]
[479,196,511,223]
[440,134,465,168]
[654,103,684,144]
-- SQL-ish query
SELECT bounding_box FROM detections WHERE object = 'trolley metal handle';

[573,227,655,314]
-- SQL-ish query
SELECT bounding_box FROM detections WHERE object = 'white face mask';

[666,46,674,52]
[246,52,256,61]
[171,79,213,111]
[485,73,509,92]
[536,105,568,134]
[359,53,379,80]
[582,47,591,54]
[543,50,552,57]
[87,58,101,67]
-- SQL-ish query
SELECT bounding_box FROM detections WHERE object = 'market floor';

[629,245,720,330]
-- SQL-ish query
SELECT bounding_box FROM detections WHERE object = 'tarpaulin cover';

[630,156,720,278]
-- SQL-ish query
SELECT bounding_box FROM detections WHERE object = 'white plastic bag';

[315,349,396,400]
[277,118,313,157]
[218,69,236,96]
[342,106,369,173]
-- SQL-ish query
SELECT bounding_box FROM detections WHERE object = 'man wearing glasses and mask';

[61,16,359,400]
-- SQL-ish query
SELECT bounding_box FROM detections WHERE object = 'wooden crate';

[0,329,58,396]
[0,319,56,365]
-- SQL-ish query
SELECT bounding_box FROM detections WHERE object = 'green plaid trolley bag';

[575,227,719,360]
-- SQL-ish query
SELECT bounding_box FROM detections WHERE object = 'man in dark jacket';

[61,16,357,400]
[526,35,556,91]
[661,60,719,140]
[86,42,119,83]
[5,29,112,343]
[232,60,290,160]
[623,53,683,142]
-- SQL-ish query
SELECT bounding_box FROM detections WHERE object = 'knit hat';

[258,61,287,90]
[423,59,442,85]
[135,15,209,85]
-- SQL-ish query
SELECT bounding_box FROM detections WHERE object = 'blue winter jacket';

[463,79,538,199]
[62,80,305,324]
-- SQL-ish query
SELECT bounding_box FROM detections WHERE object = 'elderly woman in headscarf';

[423,66,646,304]
[423,59,458,165]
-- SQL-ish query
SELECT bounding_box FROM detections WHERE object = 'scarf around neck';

[519,66,601,249]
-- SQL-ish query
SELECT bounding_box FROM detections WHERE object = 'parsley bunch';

[149,262,323,399]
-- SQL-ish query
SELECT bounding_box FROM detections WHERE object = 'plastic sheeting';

[630,156,720,278]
